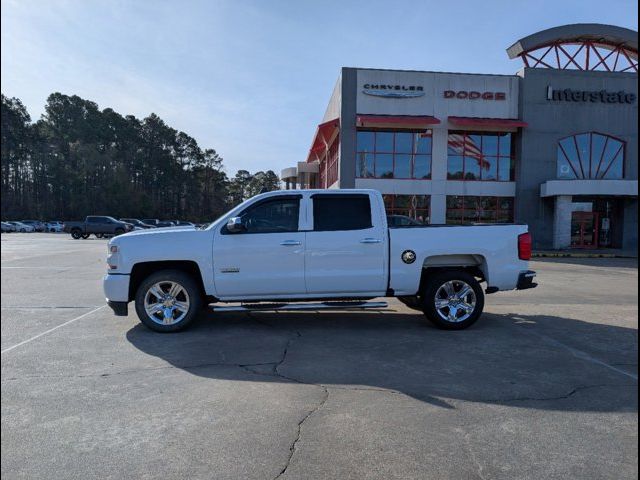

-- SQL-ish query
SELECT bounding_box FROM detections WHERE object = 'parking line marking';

[529,330,638,381]
[1,266,73,269]
[1,306,103,310]
[1,305,106,355]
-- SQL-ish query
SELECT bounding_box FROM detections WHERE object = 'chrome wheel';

[143,281,191,326]
[434,280,476,323]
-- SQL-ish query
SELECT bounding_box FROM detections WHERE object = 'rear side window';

[313,194,372,231]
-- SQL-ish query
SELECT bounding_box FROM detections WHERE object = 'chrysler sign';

[547,86,637,104]
[362,84,425,98]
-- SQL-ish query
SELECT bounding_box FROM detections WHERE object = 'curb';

[532,252,633,258]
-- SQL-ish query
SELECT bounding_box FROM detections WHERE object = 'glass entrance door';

[571,212,599,249]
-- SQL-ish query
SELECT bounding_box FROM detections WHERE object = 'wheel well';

[418,264,486,296]
[128,260,206,301]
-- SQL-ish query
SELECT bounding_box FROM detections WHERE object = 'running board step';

[211,300,388,313]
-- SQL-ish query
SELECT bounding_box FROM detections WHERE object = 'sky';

[1,0,638,177]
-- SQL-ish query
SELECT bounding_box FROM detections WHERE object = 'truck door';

[86,217,102,234]
[305,193,387,295]
[212,195,306,298]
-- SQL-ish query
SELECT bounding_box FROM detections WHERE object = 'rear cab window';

[312,194,372,231]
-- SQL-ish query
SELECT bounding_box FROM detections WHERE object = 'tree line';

[1,93,280,222]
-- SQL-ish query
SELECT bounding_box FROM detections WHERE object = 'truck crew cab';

[104,190,536,332]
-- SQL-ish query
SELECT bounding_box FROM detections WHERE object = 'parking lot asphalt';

[1,233,638,480]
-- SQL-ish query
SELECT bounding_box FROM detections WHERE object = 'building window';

[557,132,625,180]
[447,132,514,181]
[446,196,514,224]
[383,194,430,224]
[317,135,340,188]
[356,130,432,179]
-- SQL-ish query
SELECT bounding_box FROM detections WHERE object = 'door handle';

[280,240,302,246]
[360,238,382,244]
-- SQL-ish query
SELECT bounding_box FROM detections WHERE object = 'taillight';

[518,232,532,261]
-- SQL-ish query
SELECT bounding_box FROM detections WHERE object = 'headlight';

[109,245,118,253]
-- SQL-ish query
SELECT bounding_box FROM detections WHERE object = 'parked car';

[45,221,64,232]
[120,218,156,229]
[387,215,425,227]
[20,220,45,232]
[172,220,195,227]
[142,219,175,228]
[63,216,133,239]
[9,221,35,232]
[104,189,537,332]
[1,222,16,232]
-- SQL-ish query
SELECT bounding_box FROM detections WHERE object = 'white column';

[553,195,573,249]
[430,195,447,224]
[430,127,448,224]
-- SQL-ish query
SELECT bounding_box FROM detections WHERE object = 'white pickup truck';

[104,189,537,332]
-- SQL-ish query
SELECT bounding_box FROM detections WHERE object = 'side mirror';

[226,217,246,233]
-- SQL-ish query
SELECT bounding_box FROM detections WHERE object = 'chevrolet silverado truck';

[104,190,537,332]
[64,216,133,239]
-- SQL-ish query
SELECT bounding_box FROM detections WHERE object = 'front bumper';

[108,301,129,316]
[104,273,131,316]
[516,270,538,290]
[103,273,130,301]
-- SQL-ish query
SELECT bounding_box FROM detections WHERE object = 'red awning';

[308,118,340,160]
[356,115,440,128]
[448,117,528,128]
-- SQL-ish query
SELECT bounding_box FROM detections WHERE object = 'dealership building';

[282,24,638,252]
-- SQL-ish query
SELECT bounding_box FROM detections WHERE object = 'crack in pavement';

[242,314,330,479]
[276,386,329,480]
[487,383,637,403]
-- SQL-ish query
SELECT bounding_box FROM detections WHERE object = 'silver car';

[9,221,35,232]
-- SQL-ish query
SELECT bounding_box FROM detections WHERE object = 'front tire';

[71,229,82,239]
[421,270,484,330]
[114,228,125,236]
[134,270,203,332]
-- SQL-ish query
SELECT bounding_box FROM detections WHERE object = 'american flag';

[448,134,491,170]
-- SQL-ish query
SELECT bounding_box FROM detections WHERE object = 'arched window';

[557,133,625,180]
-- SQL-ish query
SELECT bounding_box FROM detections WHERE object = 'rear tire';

[421,270,484,330]
[71,229,82,239]
[95,233,104,238]
[134,270,203,333]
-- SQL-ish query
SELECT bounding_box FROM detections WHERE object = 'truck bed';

[388,224,530,295]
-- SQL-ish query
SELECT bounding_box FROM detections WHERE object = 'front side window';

[313,194,372,231]
[235,197,300,233]
[557,132,625,179]
[446,196,514,224]
[356,130,432,179]
[447,132,514,181]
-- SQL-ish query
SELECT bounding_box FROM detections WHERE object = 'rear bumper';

[516,270,538,290]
